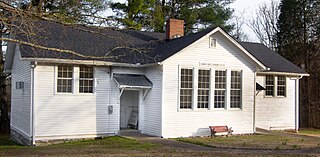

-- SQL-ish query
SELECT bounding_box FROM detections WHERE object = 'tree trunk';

[0,25,10,134]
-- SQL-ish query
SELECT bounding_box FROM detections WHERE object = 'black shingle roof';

[239,42,307,74]
[15,20,306,74]
[113,73,152,88]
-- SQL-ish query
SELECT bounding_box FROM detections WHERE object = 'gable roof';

[7,20,307,75]
[239,42,307,74]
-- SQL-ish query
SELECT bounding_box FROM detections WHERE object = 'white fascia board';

[159,27,268,70]
[257,71,310,77]
[21,58,157,67]
[119,85,152,89]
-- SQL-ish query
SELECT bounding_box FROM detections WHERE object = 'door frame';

[119,89,143,131]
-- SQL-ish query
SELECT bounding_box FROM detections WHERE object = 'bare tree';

[230,11,248,41]
[249,0,279,50]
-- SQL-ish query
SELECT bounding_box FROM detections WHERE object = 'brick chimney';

[166,19,184,40]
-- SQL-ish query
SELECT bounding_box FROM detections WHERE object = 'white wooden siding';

[34,66,119,139]
[141,66,162,136]
[161,32,256,138]
[10,46,31,137]
[255,76,295,130]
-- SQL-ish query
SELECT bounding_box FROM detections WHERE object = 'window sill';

[264,95,287,98]
[228,108,242,111]
[178,108,243,112]
[54,92,95,96]
[178,109,194,112]
[77,93,95,95]
[55,92,74,95]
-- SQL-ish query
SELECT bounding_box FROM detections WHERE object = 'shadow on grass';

[0,134,23,148]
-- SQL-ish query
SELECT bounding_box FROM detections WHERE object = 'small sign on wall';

[199,62,225,67]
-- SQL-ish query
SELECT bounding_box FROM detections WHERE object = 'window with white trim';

[57,66,73,93]
[79,66,94,93]
[214,70,226,108]
[230,71,241,108]
[198,69,210,109]
[277,76,286,96]
[210,37,217,48]
[180,69,193,109]
[265,75,274,96]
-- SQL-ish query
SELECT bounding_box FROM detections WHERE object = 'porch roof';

[256,83,266,91]
[113,73,153,89]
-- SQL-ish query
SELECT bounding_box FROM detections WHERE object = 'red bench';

[209,126,233,137]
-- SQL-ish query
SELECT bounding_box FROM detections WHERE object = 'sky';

[229,0,278,41]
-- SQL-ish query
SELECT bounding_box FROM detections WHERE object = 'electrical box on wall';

[108,105,113,114]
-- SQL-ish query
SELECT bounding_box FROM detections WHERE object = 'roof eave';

[257,71,310,77]
[21,57,157,67]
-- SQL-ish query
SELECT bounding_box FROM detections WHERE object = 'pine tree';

[111,0,234,33]
[111,0,156,30]
[277,0,320,128]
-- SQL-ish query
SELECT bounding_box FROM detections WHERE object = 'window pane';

[214,70,226,108]
[57,65,73,93]
[230,90,241,108]
[230,71,241,108]
[265,75,274,96]
[198,69,210,109]
[277,76,286,96]
[79,66,94,93]
[214,90,225,108]
[180,69,193,109]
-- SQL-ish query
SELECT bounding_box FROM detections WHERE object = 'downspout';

[291,75,303,132]
[253,72,257,133]
[30,62,36,145]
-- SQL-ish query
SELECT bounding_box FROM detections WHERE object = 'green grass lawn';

[1,133,319,156]
[299,129,320,137]
[0,134,161,156]
[0,134,231,157]
[176,133,320,150]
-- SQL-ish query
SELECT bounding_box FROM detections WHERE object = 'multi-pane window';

[214,70,226,108]
[277,76,286,96]
[180,69,193,109]
[57,66,73,93]
[79,66,94,93]
[230,71,242,108]
[198,70,210,109]
[265,75,274,96]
